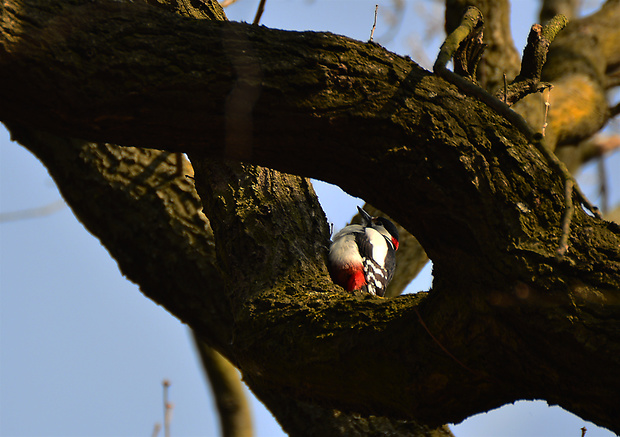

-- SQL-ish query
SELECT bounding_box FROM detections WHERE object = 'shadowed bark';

[2,0,620,435]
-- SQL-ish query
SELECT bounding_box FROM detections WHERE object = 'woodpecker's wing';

[354,228,396,296]
[354,228,389,267]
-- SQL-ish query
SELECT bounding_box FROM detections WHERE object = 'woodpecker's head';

[357,206,400,251]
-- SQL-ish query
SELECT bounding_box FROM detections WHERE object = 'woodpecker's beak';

[357,206,373,225]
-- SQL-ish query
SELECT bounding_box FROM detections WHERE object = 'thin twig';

[252,0,267,25]
[503,72,507,104]
[414,307,479,376]
[598,156,609,215]
[557,178,574,258]
[162,380,173,437]
[151,423,161,437]
[369,5,378,42]
[0,199,65,223]
[581,426,587,437]
[542,86,552,137]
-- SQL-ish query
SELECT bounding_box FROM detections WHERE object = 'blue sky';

[1,1,618,436]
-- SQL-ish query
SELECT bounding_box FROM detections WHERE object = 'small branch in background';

[194,335,253,437]
[610,101,620,118]
[152,423,162,437]
[598,155,609,215]
[252,0,267,25]
[0,199,65,223]
[163,380,173,437]
[375,0,406,45]
[607,204,620,224]
[539,0,581,23]
[581,426,587,437]
[369,5,378,42]
[219,0,239,8]
[566,134,620,167]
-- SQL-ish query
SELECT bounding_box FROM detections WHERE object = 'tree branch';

[194,338,253,437]
[4,123,234,353]
[2,0,620,433]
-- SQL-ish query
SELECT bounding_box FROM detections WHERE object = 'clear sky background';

[1,1,618,436]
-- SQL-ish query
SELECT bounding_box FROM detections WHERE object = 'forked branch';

[498,15,568,106]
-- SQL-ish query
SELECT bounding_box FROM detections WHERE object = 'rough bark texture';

[2,0,620,435]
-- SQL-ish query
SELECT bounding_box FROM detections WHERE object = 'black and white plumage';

[328,207,399,297]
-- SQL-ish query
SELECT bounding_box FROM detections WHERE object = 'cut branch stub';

[499,14,568,106]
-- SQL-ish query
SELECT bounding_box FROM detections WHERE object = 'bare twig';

[0,199,65,223]
[581,426,587,437]
[557,178,574,258]
[369,5,378,42]
[598,155,609,215]
[162,380,173,437]
[414,307,480,377]
[151,423,161,437]
[252,0,267,25]
[542,86,552,136]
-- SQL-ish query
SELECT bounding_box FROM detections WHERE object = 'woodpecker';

[328,206,399,297]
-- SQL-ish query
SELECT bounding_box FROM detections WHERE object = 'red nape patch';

[392,237,399,251]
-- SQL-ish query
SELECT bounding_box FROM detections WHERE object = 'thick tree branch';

[2,0,620,433]
[4,123,234,353]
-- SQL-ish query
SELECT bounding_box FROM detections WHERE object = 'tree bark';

[2,0,620,434]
